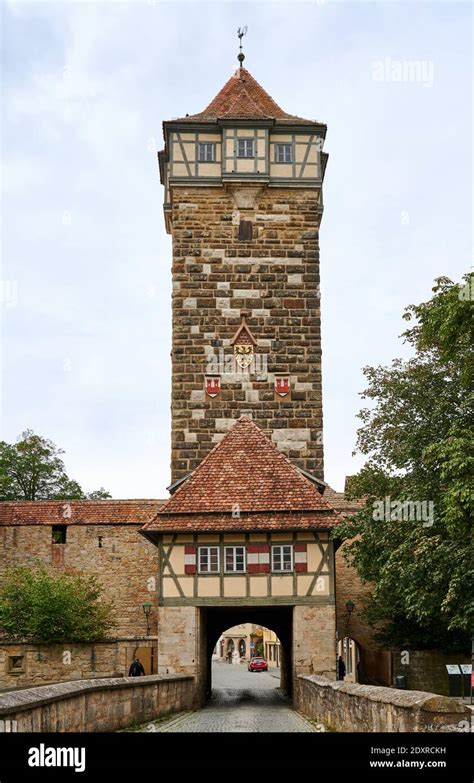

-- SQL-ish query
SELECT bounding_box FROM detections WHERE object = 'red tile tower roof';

[142,417,339,534]
[172,67,322,125]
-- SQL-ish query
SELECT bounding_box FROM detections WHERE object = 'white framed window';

[237,138,255,158]
[275,143,292,163]
[198,142,215,162]
[224,546,246,573]
[198,546,220,573]
[271,544,293,572]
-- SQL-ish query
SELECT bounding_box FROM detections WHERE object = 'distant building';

[214,624,264,662]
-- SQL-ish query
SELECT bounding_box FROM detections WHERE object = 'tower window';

[237,138,255,158]
[275,143,293,163]
[8,654,25,673]
[198,142,215,162]
[52,525,67,544]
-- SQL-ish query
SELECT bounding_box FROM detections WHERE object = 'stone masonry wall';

[392,650,471,697]
[335,540,392,686]
[0,524,158,637]
[295,674,471,733]
[293,604,336,680]
[170,186,324,483]
[0,638,156,690]
[0,674,194,732]
[157,606,199,677]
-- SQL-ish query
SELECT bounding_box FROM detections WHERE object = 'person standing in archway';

[337,655,346,681]
[128,657,145,677]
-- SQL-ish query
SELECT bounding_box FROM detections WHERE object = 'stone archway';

[201,605,293,703]
[133,645,156,675]
[337,636,361,683]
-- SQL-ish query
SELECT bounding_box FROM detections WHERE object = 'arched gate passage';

[203,606,293,702]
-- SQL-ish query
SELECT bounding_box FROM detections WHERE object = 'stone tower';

[158,63,328,485]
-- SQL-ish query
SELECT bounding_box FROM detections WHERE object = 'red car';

[248,657,268,672]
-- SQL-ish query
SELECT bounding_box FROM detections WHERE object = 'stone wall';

[0,524,158,637]
[335,540,392,685]
[157,605,200,678]
[295,674,470,733]
[0,674,194,732]
[170,186,324,483]
[0,638,157,690]
[392,650,471,697]
[293,604,336,680]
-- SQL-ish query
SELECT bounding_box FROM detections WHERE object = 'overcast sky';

[1,0,471,498]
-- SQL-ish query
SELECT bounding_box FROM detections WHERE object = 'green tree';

[333,275,473,651]
[87,487,112,500]
[0,565,116,643]
[0,430,111,500]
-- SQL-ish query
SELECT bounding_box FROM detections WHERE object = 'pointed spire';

[169,59,325,126]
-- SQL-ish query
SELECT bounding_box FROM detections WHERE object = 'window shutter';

[294,542,308,572]
[184,544,197,574]
[247,544,270,573]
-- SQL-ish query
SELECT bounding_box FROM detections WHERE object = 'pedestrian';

[128,657,145,677]
[338,655,346,681]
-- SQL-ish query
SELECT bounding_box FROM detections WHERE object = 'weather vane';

[237,26,248,67]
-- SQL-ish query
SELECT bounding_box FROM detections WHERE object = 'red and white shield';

[205,376,221,398]
[275,376,290,397]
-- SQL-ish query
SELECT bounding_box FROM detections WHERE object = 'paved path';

[144,662,316,733]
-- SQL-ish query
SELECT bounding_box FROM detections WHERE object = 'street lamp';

[142,602,152,635]
[345,599,355,634]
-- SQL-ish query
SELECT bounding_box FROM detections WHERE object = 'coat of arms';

[205,375,221,398]
[230,313,257,370]
[275,376,290,397]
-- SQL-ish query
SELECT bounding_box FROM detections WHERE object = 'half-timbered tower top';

[158,66,328,233]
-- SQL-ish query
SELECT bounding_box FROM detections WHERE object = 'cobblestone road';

[145,662,316,733]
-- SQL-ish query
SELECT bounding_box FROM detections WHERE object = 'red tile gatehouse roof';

[141,417,340,535]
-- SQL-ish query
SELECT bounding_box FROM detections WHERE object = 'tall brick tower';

[158,58,328,485]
